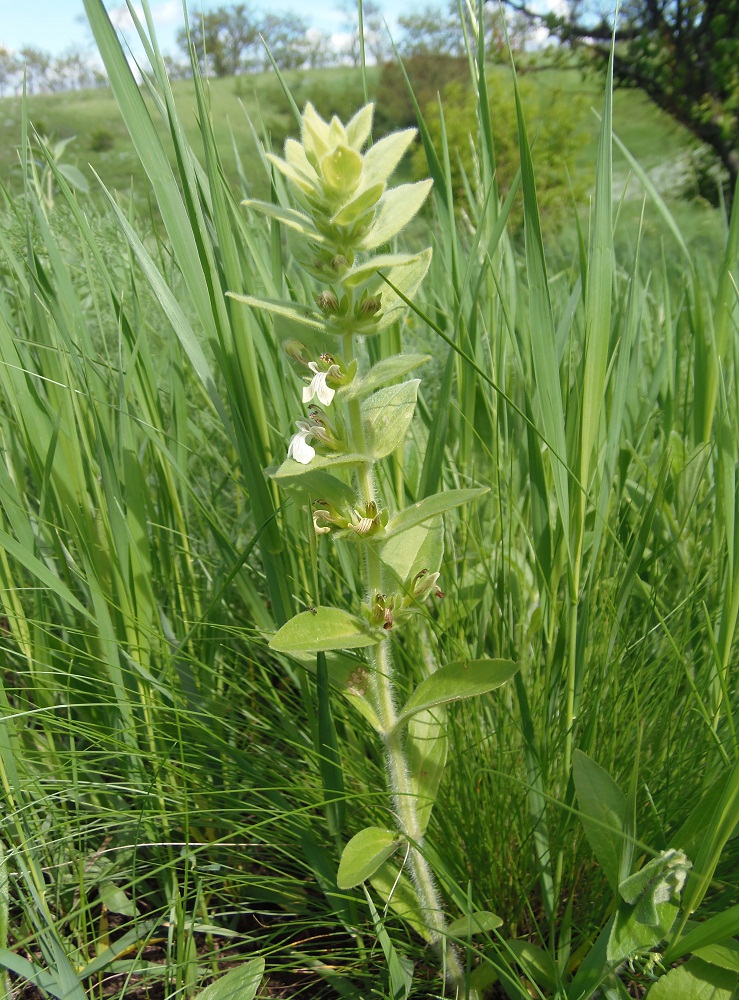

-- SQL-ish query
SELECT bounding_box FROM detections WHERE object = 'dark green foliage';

[374,55,471,133]
[411,68,588,228]
[507,0,739,198]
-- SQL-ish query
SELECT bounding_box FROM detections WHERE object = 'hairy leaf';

[396,659,519,728]
[337,827,401,889]
[270,607,380,653]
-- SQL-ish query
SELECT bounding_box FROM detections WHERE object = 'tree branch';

[499,0,640,41]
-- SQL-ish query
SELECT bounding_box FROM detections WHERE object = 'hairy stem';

[342,331,466,990]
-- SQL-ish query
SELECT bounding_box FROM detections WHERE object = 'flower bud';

[403,568,441,604]
[312,498,351,535]
[316,290,340,314]
[347,500,387,538]
[360,295,382,316]
[284,339,310,366]
[320,144,363,196]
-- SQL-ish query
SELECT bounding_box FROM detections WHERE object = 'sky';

[1,0,431,58]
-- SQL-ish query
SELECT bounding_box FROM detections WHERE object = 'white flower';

[287,420,317,465]
[302,362,340,406]
[312,511,332,534]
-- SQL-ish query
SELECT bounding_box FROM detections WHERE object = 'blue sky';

[1,1,430,57]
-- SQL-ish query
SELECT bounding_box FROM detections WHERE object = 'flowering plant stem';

[341,329,465,985]
[240,101,516,995]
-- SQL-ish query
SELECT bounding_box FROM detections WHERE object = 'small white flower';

[287,419,317,465]
[312,511,332,534]
[302,362,340,407]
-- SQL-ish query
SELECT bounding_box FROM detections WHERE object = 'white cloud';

[107,3,144,32]
[107,1,181,33]
[525,0,569,47]
[329,30,356,63]
[151,1,183,27]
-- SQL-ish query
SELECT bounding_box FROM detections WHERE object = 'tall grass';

[0,0,737,997]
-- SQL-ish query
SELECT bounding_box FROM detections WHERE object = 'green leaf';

[693,941,739,973]
[677,757,739,935]
[268,467,356,509]
[342,254,424,289]
[286,651,383,731]
[342,354,430,401]
[514,671,556,922]
[269,608,381,653]
[342,683,383,732]
[611,130,691,266]
[316,651,345,838]
[0,525,90,621]
[395,659,519,729]
[385,488,489,538]
[646,958,737,1000]
[568,916,616,1000]
[321,144,363,194]
[360,181,433,250]
[511,59,570,550]
[506,940,558,993]
[56,163,89,193]
[418,347,453,499]
[618,850,692,926]
[273,453,368,478]
[578,27,614,496]
[370,862,432,941]
[98,882,137,918]
[372,249,433,332]
[331,182,385,225]
[380,524,443,587]
[669,770,734,861]
[665,905,739,965]
[362,128,417,186]
[607,901,678,964]
[193,958,265,1000]
[0,951,62,999]
[406,707,447,837]
[266,152,320,195]
[96,182,231,431]
[76,919,160,980]
[363,380,419,460]
[241,200,325,241]
[469,962,501,995]
[345,103,373,149]
[227,293,324,333]
[446,911,503,938]
[337,827,401,889]
[573,750,627,892]
[345,252,433,312]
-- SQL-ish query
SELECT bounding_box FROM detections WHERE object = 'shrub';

[374,55,471,134]
[683,143,731,206]
[89,126,114,151]
[412,68,588,229]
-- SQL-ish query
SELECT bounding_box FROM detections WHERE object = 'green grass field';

[0,6,737,1000]
[0,61,725,224]
[0,67,373,197]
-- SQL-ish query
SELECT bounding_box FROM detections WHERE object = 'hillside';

[0,62,726,237]
[0,67,372,198]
